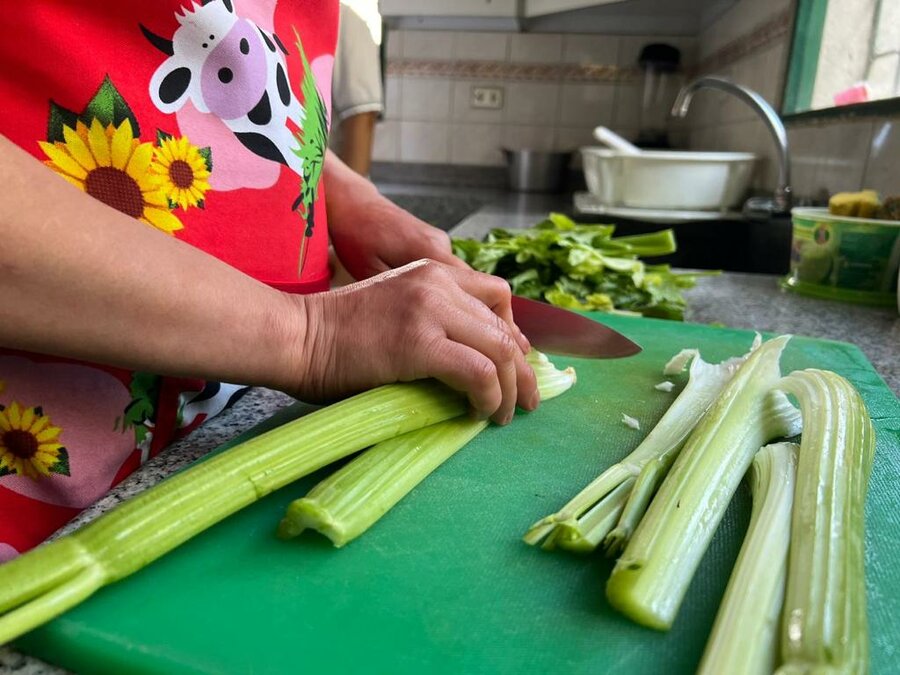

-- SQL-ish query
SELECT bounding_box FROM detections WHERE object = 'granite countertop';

[3,196,898,674]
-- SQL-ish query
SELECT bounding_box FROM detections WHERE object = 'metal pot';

[503,148,571,193]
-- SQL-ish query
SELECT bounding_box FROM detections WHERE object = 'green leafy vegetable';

[452,212,714,320]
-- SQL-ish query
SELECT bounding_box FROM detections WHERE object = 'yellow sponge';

[828,189,881,217]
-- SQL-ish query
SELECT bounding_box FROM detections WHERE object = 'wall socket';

[470,86,504,110]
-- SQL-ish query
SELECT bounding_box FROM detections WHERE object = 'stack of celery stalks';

[0,333,876,674]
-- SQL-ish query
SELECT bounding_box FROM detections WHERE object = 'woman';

[0,0,537,559]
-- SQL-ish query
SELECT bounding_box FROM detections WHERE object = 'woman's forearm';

[0,135,304,391]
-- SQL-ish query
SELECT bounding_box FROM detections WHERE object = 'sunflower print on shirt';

[38,76,212,234]
[0,401,69,480]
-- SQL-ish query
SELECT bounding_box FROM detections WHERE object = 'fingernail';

[528,390,541,411]
[470,406,490,421]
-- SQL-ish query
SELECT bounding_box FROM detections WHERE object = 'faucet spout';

[671,75,792,214]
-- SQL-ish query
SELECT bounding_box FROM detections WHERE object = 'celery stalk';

[278,351,576,546]
[278,418,488,545]
[0,380,468,645]
[605,336,802,630]
[698,442,798,675]
[775,370,875,675]
[524,340,754,553]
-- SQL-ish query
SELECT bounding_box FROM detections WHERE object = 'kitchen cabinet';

[523,0,626,18]
[379,0,626,18]
[381,0,738,36]
[380,0,518,18]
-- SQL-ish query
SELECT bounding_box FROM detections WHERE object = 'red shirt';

[0,0,338,559]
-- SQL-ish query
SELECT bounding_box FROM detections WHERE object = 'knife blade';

[511,295,641,359]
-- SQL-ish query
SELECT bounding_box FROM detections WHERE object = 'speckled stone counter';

[3,202,898,674]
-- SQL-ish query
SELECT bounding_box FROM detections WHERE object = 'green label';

[790,216,900,293]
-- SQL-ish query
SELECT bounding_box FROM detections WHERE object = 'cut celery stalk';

[698,442,798,675]
[279,418,488,545]
[0,380,468,645]
[278,350,576,546]
[605,336,802,630]
[775,370,875,675]
[524,341,753,553]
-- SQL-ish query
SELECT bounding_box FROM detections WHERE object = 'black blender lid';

[637,43,681,71]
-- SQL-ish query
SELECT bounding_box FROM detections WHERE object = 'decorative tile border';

[694,8,794,75]
[386,59,638,83]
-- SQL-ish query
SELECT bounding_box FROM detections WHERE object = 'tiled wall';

[376,2,899,201]
[683,0,795,190]
[686,0,899,198]
[374,30,697,167]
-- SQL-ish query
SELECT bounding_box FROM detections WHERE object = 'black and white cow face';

[143,0,304,173]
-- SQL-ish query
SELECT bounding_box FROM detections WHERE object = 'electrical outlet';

[471,86,504,110]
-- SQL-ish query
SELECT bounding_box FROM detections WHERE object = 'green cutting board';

[15,315,900,674]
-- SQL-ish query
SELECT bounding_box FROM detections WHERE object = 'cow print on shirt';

[142,0,303,175]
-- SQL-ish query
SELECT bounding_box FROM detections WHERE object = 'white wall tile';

[372,120,400,162]
[402,31,455,60]
[509,34,563,64]
[384,29,403,59]
[449,123,505,166]
[557,126,604,168]
[502,124,556,152]
[400,121,450,163]
[562,34,619,65]
[559,83,615,128]
[813,120,873,196]
[689,125,722,152]
[384,75,402,120]
[451,80,506,124]
[556,126,596,152]
[863,119,900,195]
[612,83,643,129]
[786,124,823,199]
[400,77,452,122]
[787,120,874,199]
[504,82,560,125]
[453,32,509,62]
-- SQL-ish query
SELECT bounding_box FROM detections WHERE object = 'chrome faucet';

[671,75,792,215]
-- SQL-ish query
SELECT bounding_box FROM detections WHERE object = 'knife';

[511,295,641,359]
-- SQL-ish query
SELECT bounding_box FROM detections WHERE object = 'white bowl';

[581,147,756,211]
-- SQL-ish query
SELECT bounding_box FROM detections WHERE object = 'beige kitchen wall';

[685,0,899,198]
[374,30,697,167]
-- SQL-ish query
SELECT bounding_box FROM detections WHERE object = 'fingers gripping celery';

[605,336,802,630]
[0,381,469,645]
[524,341,753,553]
[698,442,798,675]
[279,351,577,546]
[775,370,875,675]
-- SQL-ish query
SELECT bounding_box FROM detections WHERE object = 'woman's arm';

[0,137,537,423]
[0,134,303,393]
[324,149,466,279]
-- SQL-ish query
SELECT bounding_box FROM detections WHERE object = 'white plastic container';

[581,147,756,211]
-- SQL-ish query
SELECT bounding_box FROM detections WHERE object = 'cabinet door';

[380,0,517,17]
[523,0,626,17]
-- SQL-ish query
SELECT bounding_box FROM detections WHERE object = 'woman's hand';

[324,150,466,280]
[290,260,539,425]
